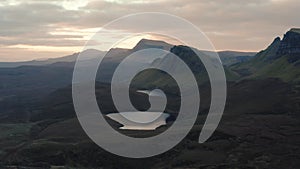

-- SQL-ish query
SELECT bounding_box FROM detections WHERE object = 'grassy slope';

[231,37,281,72]
[236,54,300,83]
[253,56,300,82]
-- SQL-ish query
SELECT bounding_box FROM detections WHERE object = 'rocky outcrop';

[276,28,300,55]
[257,28,300,61]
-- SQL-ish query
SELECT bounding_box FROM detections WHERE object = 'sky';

[0,0,299,61]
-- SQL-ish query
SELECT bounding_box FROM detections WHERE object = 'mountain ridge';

[0,49,106,68]
[231,28,300,83]
[0,39,256,68]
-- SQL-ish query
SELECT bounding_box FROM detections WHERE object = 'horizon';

[0,37,262,63]
[1,0,300,61]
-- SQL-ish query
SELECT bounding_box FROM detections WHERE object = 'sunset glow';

[0,0,300,61]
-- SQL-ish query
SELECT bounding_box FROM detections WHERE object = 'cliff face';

[259,28,300,62]
[276,28,300,55]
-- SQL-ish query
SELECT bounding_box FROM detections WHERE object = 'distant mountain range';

[1,28,299,104]
[0,39,256,68]
[0,38,257,98]
[0,28,299,102]
[0,49,106,68]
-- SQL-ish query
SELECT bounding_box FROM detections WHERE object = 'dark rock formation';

[258,28,300,62]
[276,28,300,55]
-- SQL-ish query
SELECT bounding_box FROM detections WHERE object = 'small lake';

[106,111,169,130]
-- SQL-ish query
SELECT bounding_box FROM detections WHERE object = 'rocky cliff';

[276,28,300,55]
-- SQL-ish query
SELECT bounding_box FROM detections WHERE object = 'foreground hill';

[1,78,299,168]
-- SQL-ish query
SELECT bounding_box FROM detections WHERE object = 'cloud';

[0,0,300,61]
